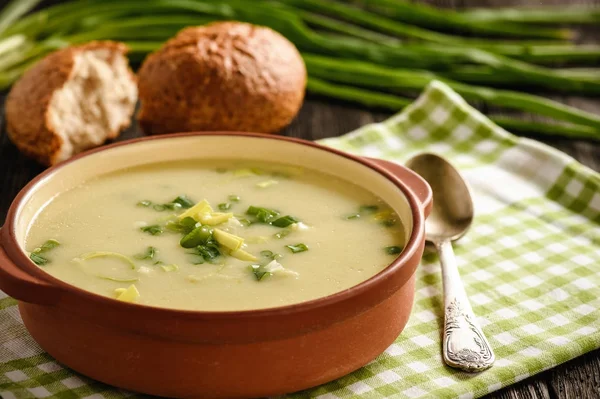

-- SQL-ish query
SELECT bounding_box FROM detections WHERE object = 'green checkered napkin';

[1,81,599,399]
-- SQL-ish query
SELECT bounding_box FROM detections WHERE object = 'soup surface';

[26,161,405,311]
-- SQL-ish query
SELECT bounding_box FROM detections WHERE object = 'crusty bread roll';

[137,22,306,135]
[6,41,138,166]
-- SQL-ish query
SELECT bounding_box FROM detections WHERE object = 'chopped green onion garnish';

[250,264,271,281]
[385,246,403,255]
[29,239,60,265]
[274,230,291,239]
[238,218,252,226]
[359,205,379,213]
[162,202,182,211]
[193,241,221,262]
[141,225,163,235]
[99,276,139,283]
[260,250,282,261]
[218,202,231,211]
[345,213,361,220]
[141,198,187,212]
[77,251,137,270]
[180,225,213,248]
[180,217,199,231]
[39,239,60,252]
[30,252,48,265]
[160,264,179,272]
[247,206,280,223]
[261,250,274,258]
[134,246,156,260]
[382,219,396,227]
[257,209,277,223]
[165,216,198,234]
[171,195,195,209]
[272,215,299,228]
[228,195,241,202]
[286,243,308,254]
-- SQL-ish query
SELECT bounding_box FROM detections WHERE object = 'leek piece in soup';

[25,161,406,311]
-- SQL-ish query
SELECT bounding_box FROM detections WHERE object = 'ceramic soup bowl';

[0,133,431,399]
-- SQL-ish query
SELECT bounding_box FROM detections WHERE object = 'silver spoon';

[406,153,495,372]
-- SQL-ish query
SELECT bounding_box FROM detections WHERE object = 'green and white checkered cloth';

[1,81,599,399]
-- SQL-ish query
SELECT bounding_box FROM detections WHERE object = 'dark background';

[0,0,599,398]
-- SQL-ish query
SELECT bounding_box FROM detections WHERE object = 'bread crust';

[137,22,307,135]
[6,41,134,166]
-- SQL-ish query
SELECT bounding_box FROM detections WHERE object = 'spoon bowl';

[406,153,473,242]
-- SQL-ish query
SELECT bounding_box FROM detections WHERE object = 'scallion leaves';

[260,250,274,258]
[134,246,157,260]
[286,243,309,253]
[171,195,195,208]
[382,219,396,227]
[39,239,60,251]
[250,264,271,281]
[154,202,181,211]
[180,225,213,248]
[274,230,291,239]
[30,252,48,265]
[218,202,231,211]
[29,239,60,266]
[272,215,299,228]
[385,246,403,255]
[247,205,302,227]
[191,240,221,263]
[228,195,241,202]
[359,205,380,213]
[136,195,195,212]
[140,225,163,236]
[165,216,199,234]
[247,206,280,224]
[260,250,283,260]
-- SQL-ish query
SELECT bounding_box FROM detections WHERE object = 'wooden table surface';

[0,0,599,398]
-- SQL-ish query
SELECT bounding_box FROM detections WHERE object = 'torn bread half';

[6,41,138,166]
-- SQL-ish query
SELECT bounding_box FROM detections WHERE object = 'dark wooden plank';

[548,349,600,399]
[484,380,551,399]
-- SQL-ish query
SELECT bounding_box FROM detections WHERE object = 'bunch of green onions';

[1,0,600,140]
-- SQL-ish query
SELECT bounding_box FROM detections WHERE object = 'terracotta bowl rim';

[1,131,425,320]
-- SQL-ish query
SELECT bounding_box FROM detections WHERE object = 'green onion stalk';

[441,66,600,93]
[352,0,574,40]
[269,0,563,47]
[307,77,600,142]
[302,12,600,67]
[304,55,600,135]
[461,5,600,24]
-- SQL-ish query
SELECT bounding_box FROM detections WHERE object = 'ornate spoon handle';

[435,240,495,372]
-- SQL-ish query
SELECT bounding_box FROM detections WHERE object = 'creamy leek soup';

[25,161,405,311]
